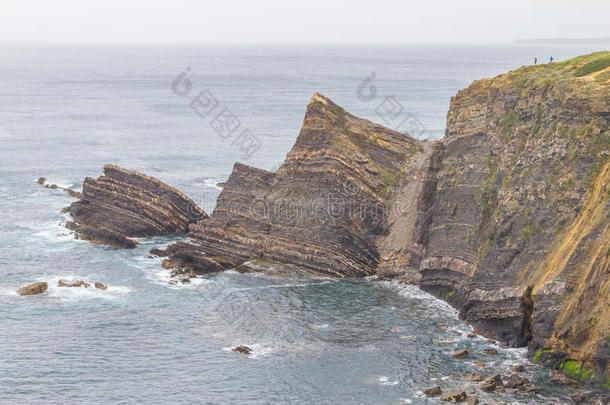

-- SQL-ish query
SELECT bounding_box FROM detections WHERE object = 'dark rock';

[439,389,467,402]
[482,349,497,356]
[467,333,476,338]
[509,364,524,372]
[18,282,48,296]
[452,349,469,359]
[94,282,107,291]
[424,386,442,396]
[65,165,207,248]
[503,374,529,389]
[465,397,478,405]
[480,374,503,392]
[149,248,168,257]
[232,345,252,355]
[473,360,486,367]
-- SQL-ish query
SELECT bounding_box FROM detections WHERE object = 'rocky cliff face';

[418,52,609,382]
[66,164,207,248]
[162,52,609,383]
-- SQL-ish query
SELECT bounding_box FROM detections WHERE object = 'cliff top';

[497,50,610,88]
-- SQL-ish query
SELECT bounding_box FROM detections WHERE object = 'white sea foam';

[45,276,131,300]
[204,178,225,191]
[36,177,74,190]
[222,343,274,359]
[389,282,460,318]
[2,276,130,301]
[32,221,76,244]
[377,376,399,386]
[138,254,213,289]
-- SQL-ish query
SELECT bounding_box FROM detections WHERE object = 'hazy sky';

[1,0,609,45]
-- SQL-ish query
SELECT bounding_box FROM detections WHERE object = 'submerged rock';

[37,177,83,199]
[482,348,497,356]
[18,282,48,296]
[439,389,466,402]
[232,345,252,355]
[452,349,469,359]
[58,279,90,288]
[465,373,484,382]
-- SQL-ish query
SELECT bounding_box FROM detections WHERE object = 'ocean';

[0,44,605,404]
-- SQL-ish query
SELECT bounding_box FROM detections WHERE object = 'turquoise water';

[0,45,604,404]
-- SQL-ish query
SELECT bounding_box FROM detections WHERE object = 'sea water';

[0,45,604,404]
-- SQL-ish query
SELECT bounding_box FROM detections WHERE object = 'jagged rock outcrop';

[164,93,422,277]
[66,164,207,248]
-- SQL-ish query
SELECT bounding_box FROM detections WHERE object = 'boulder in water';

[94,282,108,291]
[439,389,466,402]
[452,349,469,359]
[18,282,48,296]
[232,345,252,355]
[424,386,442,396]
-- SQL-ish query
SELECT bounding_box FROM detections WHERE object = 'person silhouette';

[534,57,537,65]
[550,56,554,63]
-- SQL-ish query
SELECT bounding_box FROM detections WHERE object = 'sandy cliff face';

[418,52,609,381]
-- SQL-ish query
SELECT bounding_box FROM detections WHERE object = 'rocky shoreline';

[39,51,609,396]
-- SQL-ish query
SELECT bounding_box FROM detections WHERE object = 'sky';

[1,0,609,45]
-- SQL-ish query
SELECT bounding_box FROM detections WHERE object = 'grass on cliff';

[573,57,610,77]
[508,51,610,89]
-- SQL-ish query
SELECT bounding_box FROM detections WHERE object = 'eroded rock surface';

[18,282,48,296]
[166,93,422,277]
[66,165,207,248]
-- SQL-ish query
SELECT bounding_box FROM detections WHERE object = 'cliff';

[420,51,609,383]
[66,164,207,247]
[161,52,609,384]
[58,52,608,385]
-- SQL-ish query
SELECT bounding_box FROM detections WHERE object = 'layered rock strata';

[164,93,422,277]
[66,164,207,248]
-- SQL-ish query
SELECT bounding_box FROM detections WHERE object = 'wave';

[204,178,225,191]
[31,220,77,244]
[1,276,131,301]
[134,252,213,289]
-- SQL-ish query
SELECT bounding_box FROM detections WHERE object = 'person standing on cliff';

[534,57,537,65]
[550,56,554,63]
